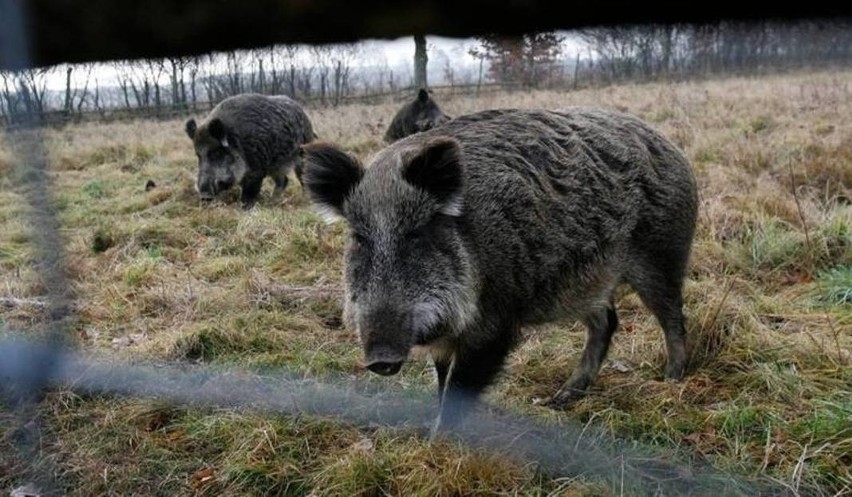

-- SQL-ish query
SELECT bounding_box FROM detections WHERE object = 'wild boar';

[185,93,316,207]
[384,88,451,143]
[300,108,698,434]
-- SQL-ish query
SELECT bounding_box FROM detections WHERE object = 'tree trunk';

[334,60,342,106]
[476,57,483,95]
[171,60,179,107]
[258,59,265,93]
[121,81,131,109]
[414,34,428,89]
[572,52,580,89]
[64,66,73,112]
[190,67,197,110]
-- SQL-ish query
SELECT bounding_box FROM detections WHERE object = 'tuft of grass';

[82,179,106,199]
[91,226,115,253]
[735,219,805,274]
[747,115,776,134]
[816,266,852,305]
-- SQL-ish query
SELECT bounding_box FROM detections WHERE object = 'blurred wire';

[1,1,72,494]
[0,336,773,497]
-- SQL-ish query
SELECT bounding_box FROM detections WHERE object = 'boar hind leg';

[548,299,618,408]
[631,275,689,381]
[433,336,513,436]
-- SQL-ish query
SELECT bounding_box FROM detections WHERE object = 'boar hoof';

[664,361,687,381]
[544,386,588,409]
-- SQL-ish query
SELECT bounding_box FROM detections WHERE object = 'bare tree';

[0,72,19,121]
[310,45,333,104]
[17,68,51,119]
[330,43,359,105]
[279,45,300,98]
[188,56,200,109]
[167,56,192,108]
[112,60,135,109]
[468,46,487,94]
[72,64,95,113]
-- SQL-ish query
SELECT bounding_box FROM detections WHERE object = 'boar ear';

[208,118,230,148]
[300,142,364,223]
[417,88,429,103]
[185,118,197,139]
[402,137,463,216]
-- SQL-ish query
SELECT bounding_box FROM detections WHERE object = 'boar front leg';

[240,175,264,209]
[431,333,514,438]
[547,298,618,408]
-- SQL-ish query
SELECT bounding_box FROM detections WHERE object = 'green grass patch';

[816,266,852,305]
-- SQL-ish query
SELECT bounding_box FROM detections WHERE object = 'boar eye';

[352,232,369,247]
[208,148,227,161]
[406,228,426,244]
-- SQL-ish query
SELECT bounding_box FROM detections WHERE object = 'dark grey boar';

[300,108,698,434]
[384,88,451,143]
[185,93,316,207]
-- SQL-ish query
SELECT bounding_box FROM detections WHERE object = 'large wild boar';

[384,89,451,143]
[185,93,316,207]
[300,108,698,434]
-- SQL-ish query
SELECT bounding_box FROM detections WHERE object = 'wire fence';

[0,4,808,497]
[0,82,520,131]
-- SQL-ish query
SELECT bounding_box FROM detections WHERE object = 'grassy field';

[1,70,851,496]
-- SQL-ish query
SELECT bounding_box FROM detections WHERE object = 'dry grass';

[1,70,851,496]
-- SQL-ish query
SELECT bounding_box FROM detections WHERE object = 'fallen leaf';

[322,315,343,329]
[351,437,374,454]
[80,327,101,340]
[11,484,41,497]
[781,270,812,285]
[112,334,146,348]
[165,429,186,443]
[608,360,632,373]
[191,467,215,488]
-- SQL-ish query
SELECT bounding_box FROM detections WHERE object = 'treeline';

[577,19,852,83]
[0,44,372,126]
[1,19,851,127]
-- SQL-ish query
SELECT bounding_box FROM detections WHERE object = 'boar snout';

[360,305,416,376]
[364,346,407,376]
[365,358,404,376]
[214,177,234,193]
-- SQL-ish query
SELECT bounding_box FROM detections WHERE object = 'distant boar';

[185,93,316,207]
[384,88,451,143]
[301,108,698,434]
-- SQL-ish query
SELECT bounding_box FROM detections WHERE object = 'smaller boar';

[185,94,316,207]
[384,88,451,143]
[301,108,698,436]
